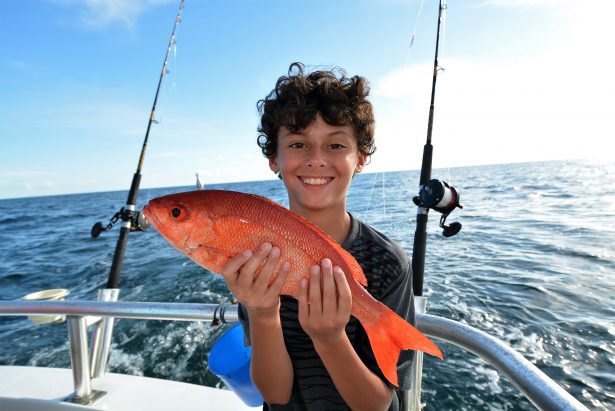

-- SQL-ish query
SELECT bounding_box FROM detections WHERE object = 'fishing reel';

[413,179,463,237]
[91,207,151,238]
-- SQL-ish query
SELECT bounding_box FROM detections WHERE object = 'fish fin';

[363,305,443,387]
[339,247,368,286]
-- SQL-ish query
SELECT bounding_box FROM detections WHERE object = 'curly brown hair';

[257,62,376,159]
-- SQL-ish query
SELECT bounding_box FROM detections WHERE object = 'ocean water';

[0,160,613,410]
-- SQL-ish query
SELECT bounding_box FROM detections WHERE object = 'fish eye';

[169,205,188,221]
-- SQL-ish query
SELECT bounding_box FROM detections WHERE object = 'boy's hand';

[298,258,352,343]
[221,242,291,317]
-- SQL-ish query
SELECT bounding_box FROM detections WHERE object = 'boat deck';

[0,366,258,411]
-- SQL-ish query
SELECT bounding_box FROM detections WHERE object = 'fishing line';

[169,22,185,115]
[440,3,448,57]
[382,173,386,220]
[404,0,426,67]
[382,172,394,232]
[362,172,379,222]
[156,41,178,124]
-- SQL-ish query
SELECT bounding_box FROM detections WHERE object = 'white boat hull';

[0,366,259,411]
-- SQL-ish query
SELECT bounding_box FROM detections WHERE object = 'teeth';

[303,177,329,185]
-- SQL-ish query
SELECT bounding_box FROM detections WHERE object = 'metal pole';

[89,288,120,378]
[0,301,240,323]
[67,317,93,401]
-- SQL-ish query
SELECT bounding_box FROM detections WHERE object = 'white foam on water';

[467,357,503,395]
[107,344,145,376]
[499,327,552,364]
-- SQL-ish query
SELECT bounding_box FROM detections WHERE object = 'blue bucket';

[208,324,263,407]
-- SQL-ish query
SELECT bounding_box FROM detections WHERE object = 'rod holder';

[404,296,428,410]
[65,316,105,405]
[90,288,120,379]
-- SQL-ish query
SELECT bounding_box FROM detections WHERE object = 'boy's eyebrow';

[328,130,353,138]
[279,128,295,139]
[282,129,353,138]
[279,127,356,140]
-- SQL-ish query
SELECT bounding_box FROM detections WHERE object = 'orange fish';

[143,189,443,386]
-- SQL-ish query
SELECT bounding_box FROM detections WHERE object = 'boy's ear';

[355,154,367,173]
[269,155,280,173]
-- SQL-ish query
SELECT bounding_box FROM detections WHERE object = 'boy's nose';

[305,149,327,167]
[305,157,327,167]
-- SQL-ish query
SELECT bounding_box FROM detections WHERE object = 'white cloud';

[50,0,177,29]
[477,0,583,8]
[371,48,614,172]
[373,63,433,100]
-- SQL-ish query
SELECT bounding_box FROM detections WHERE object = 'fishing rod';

[86,0,186,380]
[90,0,185,290]
[411,0,462,297]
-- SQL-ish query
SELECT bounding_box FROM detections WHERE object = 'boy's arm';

[248,306,294,404]
[314,334,394,411]
[221,244,294,404]
[298,260,394,411]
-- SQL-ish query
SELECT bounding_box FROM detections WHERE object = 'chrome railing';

[0,300,588,410]
[0,300,237,405]
[416,314,588,411]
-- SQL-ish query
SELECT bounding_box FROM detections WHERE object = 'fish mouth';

[142,204,151,221]
[299,176,333,186]
[141,204,159,230]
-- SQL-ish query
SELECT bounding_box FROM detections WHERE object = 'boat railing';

[0,300,588,410]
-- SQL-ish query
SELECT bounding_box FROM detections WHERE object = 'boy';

[220,63,415,411]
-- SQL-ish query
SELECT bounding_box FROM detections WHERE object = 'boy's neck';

[294,207,352,245]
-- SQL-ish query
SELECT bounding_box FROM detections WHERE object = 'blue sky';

[1,0,613,199]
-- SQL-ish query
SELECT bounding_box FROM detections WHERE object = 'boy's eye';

[289,142,306,149]
[329,143,346,150]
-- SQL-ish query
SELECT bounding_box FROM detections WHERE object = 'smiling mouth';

[300,177,333,186]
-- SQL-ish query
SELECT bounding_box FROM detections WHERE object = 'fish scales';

[188,190,368,293]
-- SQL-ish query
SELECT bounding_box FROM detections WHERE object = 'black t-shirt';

[239,214,415,411]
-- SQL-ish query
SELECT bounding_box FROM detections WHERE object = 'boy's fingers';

[269,261,291,296]
[254,246,281,288]
[237,242,272,288]
[320,259,336,314]
[221,249,253,285]
[308,265,322,316]
[334,267,352,315]
[297,277,309,325]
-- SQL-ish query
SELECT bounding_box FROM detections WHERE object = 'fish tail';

[362,304,443,387]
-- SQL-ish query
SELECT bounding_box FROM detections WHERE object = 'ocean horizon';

[1,158,606,202]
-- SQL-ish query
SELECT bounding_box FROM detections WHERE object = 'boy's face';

[269,113,366,217]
